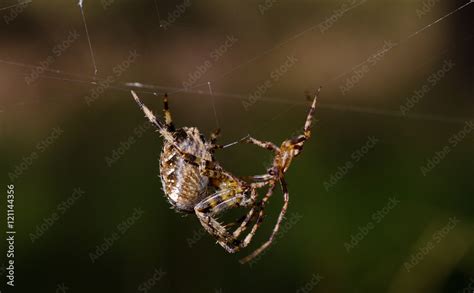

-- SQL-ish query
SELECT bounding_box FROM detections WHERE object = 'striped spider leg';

[173,147,275,252]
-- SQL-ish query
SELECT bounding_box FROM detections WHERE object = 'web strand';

[0,0,31,11]
[153,0,164,28]
[78,0,98,75]
[0,1,472,126]
[331,0,473,81]
[207,81,220,128]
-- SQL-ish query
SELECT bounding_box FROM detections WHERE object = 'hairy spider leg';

[131,90,175,142]
[210,128,221,145]
[238,182,276,249]
[243,136,280,152]
[286,86,320,153]
[209,131,250,153]
[221,180,273,232]
[239,178,289,264]
[197,183,276,254]
[231,181,276,239]
[194,189,252,250]
[162,93,176,132]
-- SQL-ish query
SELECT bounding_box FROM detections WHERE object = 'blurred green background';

[0,0,473,292]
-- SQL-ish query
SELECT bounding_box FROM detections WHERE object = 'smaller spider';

[237,87,320,263]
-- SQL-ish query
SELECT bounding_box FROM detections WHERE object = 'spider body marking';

[160,127,212,212]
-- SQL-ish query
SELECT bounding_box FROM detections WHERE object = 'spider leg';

[210,128,221,145]
[209,140,240,151]
[242,187,273,247]
[232,182,275,239]
[162,93,176,132]
[241,136,280,152]
[214,181,275,254]
[195,189,251,216]
[303,87,320,139]
[285,87,321,148]
[195,182,274,252]
[131,91,174,141]
[239,177,289,264]
[223,213,252,229]
[243,174,274,183]
[194,189,253,252]
[208,134,249,153]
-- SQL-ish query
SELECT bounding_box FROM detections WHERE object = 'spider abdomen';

[159,127,212,213]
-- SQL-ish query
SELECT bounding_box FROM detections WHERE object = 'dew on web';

[153,0,164,29]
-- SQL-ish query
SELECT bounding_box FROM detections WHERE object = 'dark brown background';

[0,0,473,292]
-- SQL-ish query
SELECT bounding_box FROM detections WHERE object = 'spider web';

[0,0,473,131]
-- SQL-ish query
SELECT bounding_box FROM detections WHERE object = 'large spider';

[130,88,319,263]
[131,91,269,255]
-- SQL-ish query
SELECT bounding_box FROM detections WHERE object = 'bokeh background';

[0,0,473,292]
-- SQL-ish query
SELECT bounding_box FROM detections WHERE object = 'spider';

[130,90,270,254]
[237,87,321,263]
